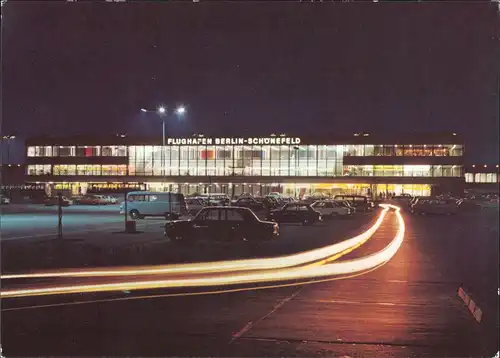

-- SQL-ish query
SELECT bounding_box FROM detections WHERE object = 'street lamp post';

[141,105,186,189]
[2,135,16,164]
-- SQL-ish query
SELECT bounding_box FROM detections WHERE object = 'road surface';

[1,204,498,357]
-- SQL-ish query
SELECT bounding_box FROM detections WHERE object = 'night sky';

[2,2,499,163]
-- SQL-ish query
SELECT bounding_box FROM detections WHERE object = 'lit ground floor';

[22,175,465,199]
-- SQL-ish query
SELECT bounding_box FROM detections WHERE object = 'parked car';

[231,197,265,211]
[410,198,459,215]
[334,199,357,213]
[102,195,118,204]
[197,193,230,206]
[311,200,352,218]
[185,197,206,216]
[120,191,187,220]
[44,196,73,206]
[164,206,279,243]
[333,195,374,212]
[78,195,104,205]
[267,202,322,225]
[0,195,11,204]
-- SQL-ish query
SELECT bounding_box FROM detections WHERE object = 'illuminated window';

[53,165,76,175]
[465,173,474,183]
[27,147,36,157]
[102,145,127,156]
[76,146,101,157]
[26,164,51,175]
[53,146,76,157]
[76,165,101,175]
[102,165,127,176]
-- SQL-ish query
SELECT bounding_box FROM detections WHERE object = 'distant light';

[484,165,487,168]
[175,106,186,115]
[353,133,360,136]
[496,165,499,168]
[472,165,475,168]
[140,108,147,113]
[452,133,457,136]
[157,106,166,114]
[363,133,369,137]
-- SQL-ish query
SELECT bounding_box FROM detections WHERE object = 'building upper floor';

[26,133,464,160]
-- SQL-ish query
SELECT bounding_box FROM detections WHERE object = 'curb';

[457,286,483,323]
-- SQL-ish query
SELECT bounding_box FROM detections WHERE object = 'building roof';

[25,132,464,146]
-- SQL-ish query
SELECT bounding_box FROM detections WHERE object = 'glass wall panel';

[325,146,337,176]
[76,146,100,157]
[26,164,51,175]
[486,173,497,183]
[101,165,127,176]
[128,146,137,175]
[297,145,308,176]
[76,165,101,175]
[317,145,327,176]
[53,165,76,175]
[134,146,146,175]
[29,146,53,157]
[179,145,190,176]
[404,165,431,176]
[188,146,200,176]
[474,173,485,183]
[205,145,217,176]
[395,145,404,156]
[251,145,262,176]
[169,146,180,176]
[422,145,433,156]
[27,147,36,157]
[279,145,290,176]
[403,145,414,156]
[345,145,364,156]
[241,145,254,176]
[152,146,163,176]
[433,144,453,156]
[261,145,271,176]
[307,145,317,176]
[364,145,374,156]
[450,144,463,156]
[53,146,75,157]
[451,165,462,177]
[442,165,454,177]
[432,165,443,177]
[270,145,280,176]
[373,145,385,156]
[102,145,127,156]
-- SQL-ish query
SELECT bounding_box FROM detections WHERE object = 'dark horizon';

[2,2,499,164]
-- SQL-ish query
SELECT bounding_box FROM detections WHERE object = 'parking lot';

[1,203,381,272]
[1,202,498,357]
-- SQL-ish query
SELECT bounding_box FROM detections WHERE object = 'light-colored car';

[311,200,352,217]
[103,195,118,204]
[334,199,357,213]
[120,191,187,220]
[0,195,11,204]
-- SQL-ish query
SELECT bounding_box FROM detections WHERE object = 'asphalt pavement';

[1,204,498,357]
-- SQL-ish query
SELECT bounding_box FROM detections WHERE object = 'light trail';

[0,205,404,299]
[1,206,390,280]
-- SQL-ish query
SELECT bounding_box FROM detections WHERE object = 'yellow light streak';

[1,207,390,280]
[0,205,404,299]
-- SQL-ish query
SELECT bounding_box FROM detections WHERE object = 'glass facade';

[469,173,499,183]
[127,145,345,177]
[26,142,464,179]
[343,165,462,177]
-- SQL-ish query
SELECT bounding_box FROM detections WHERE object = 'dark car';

[267,203,322,225]
[164,206,279,243]
[333,195,374,212]
[231,197,265,211]
[44,196,73,206]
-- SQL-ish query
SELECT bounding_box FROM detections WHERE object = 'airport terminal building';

[24,133,465,198]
